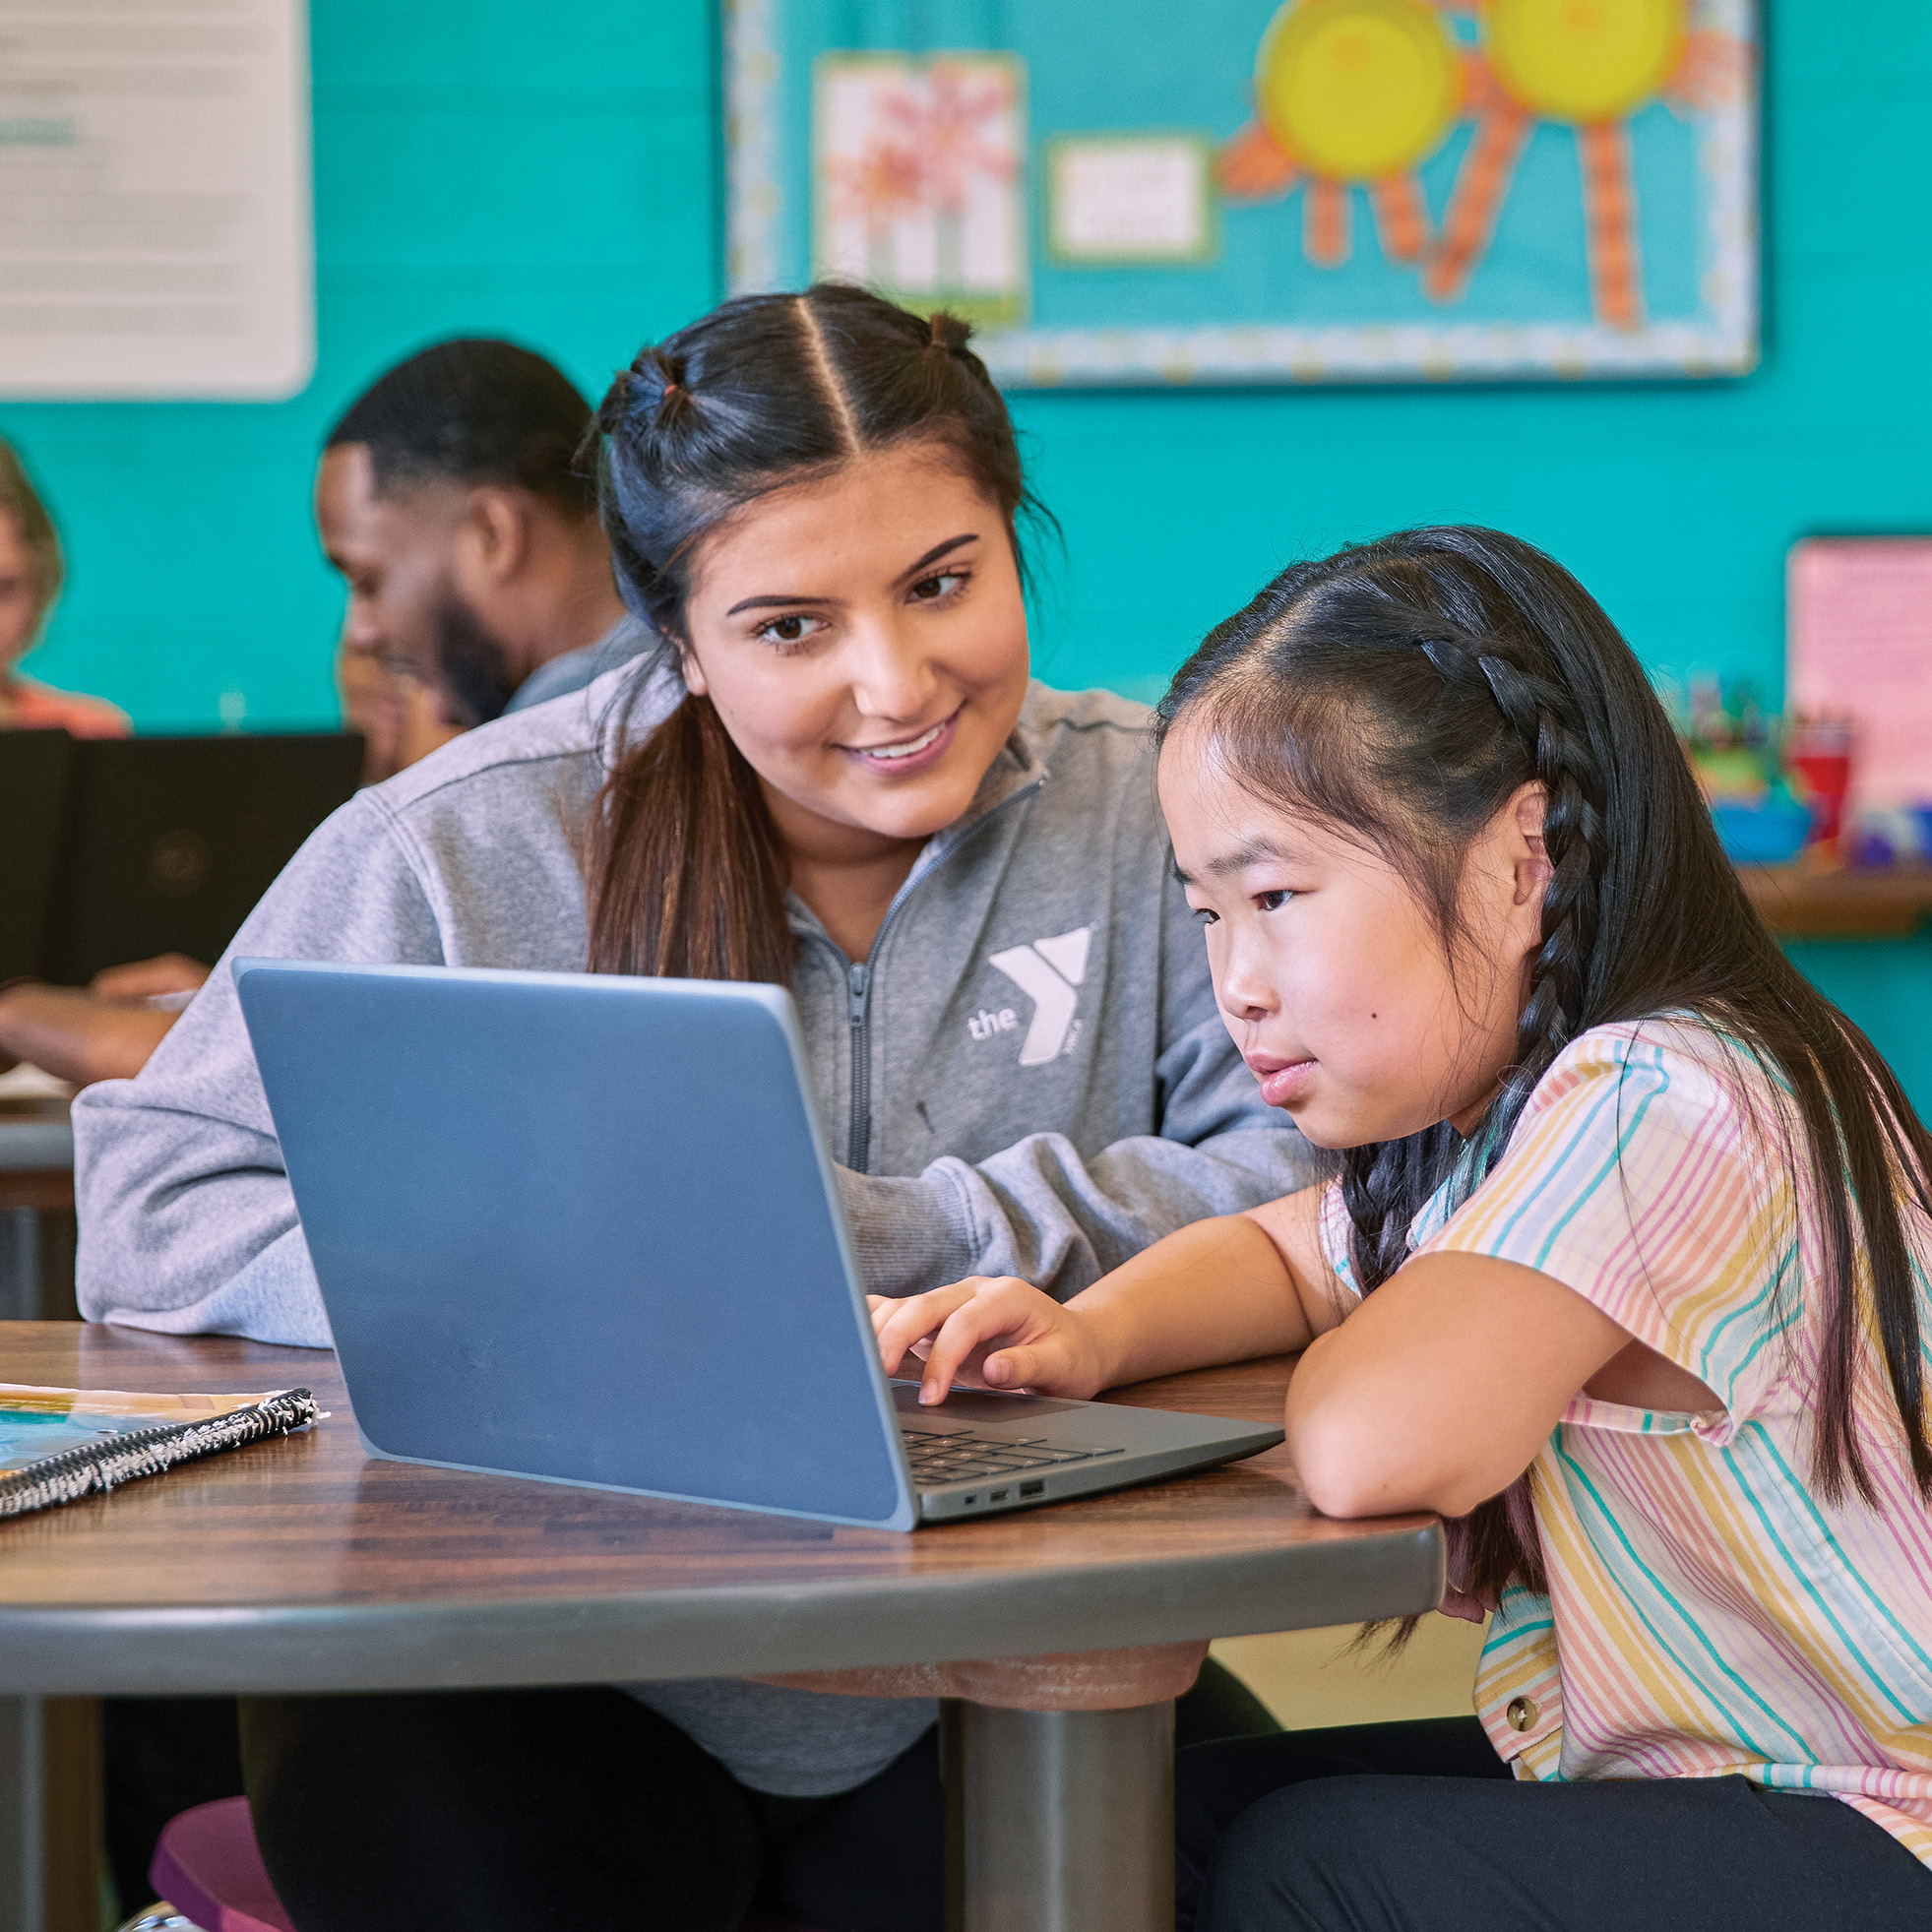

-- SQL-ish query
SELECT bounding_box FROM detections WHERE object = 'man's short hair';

[326,339,595,516]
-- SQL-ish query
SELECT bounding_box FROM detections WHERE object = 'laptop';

[0,730,75,983]
[39,733,363,984]
[234,961,1283,1531]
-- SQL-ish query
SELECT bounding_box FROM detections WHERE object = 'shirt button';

[1507,1696,1539,1732]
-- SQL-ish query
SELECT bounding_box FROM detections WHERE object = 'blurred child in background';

[0,438,128,738]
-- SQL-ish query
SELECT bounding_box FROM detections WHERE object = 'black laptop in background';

[0,730,76,983]
[2,732,364,986]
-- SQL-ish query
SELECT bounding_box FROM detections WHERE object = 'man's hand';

[869,1278,1113,1405]
[0,983,181,1087]
[89,955,210,1001]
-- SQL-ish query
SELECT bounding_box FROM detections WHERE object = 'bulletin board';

[725,0,1759,388]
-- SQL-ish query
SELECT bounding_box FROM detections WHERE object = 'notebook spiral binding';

[0,1388,319,1520]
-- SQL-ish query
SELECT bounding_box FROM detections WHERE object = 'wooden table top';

[0,1321,1441,1698]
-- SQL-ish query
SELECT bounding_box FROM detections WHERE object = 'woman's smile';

[838,705,962,777]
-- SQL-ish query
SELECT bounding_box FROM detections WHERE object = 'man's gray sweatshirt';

[72,666,1325,1793]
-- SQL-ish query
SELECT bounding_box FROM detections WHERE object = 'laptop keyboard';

[900,1426,1123,1488]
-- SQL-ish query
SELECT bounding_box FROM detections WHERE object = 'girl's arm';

[1284,1252,1650,1518]
[871,1184,1347,1404]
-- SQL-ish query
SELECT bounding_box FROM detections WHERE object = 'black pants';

[102,1697,245,1913]
[240,1658,1275,1932]
[1177,1718,1932,1932]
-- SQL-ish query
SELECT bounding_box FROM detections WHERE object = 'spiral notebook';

[0,1383,318,1520]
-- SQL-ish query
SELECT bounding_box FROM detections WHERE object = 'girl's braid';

[1341,637,1606,1295]
[1417,637,1607,1149]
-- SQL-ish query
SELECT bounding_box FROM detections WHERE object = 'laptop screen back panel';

[237,962,916,1531]
[44,733,363,984]
[0,730,74,981]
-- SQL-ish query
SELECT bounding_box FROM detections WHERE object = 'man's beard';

[430,588,519,729]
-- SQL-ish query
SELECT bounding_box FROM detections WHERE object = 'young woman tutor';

[880,528,1932,1931]
[73,286,1318,1932]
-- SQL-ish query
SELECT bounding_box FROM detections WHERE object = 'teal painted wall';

[1,1,719,730]
[6,2,1930,1100]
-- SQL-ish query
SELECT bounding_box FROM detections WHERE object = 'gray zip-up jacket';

[72,665,1324,1792]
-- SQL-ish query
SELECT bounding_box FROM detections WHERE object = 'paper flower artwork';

[814,54,1028,327]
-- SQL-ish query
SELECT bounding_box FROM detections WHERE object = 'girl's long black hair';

[1155,527,1932,1601]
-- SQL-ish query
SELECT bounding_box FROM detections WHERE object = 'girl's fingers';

[981,1343,1041,1390]
[873,1281,985,1374]
[918,1288,1042,1402]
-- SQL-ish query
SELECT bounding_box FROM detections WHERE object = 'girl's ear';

[1511,782,1553,909]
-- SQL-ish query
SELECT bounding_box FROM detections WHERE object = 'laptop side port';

[1020,1480,1044,1497]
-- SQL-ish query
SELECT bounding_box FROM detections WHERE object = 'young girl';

[878,527,1932,1930]
[75,286,1312,1931]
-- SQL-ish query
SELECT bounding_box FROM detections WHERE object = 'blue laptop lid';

[235,960,916,1531]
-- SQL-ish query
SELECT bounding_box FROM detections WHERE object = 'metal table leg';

[0,1696,46,1932]
[0,1211,40,1323]
[954,1698,1174,1932]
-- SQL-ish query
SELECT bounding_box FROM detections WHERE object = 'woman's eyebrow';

[722,533,980,617]
[893,531,979,586]
[724,589,835,616]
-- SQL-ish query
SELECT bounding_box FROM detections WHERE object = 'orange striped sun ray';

[1423,77,1531,302]
[1214,121,1301,201]
[1305,177,1351,265]
[1576,118,1642,331]
[1369,172,1430,263]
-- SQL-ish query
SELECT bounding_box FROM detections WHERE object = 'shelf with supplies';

[1738,864,1932,940]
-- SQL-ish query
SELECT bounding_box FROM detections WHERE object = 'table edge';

[0,1524,1444,1696]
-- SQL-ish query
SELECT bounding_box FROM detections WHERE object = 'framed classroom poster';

[725,0,1760,388]
[0,0,314,400]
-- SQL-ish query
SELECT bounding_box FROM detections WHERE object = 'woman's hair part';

[583,283,1042,984]
[0,438,66,637]
[1156,526,1932,1601]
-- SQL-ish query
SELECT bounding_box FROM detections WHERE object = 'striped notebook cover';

[0,1383,318,1519]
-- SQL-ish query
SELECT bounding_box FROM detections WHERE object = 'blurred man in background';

[320,335,646,727]
[0,336,644,1093]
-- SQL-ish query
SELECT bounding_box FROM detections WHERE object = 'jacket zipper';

[846,961,872,1171]
[838,772,1046,1176]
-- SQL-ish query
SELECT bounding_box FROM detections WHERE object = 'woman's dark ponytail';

[585,694,791,982]
[580,284,1035,982]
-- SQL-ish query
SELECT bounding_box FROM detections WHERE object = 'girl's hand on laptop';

[870,1278,1110,1405]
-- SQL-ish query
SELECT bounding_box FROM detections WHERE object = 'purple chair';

[113,1796,295,1932]
[116,1794,830,1932]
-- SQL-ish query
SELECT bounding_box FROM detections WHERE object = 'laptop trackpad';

[890,1380,1082,1434]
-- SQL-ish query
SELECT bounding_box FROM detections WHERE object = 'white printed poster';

[0,0,314,400]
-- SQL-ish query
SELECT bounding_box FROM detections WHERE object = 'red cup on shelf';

[1786,717,1855,849]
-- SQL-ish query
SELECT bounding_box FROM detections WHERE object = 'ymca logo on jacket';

[967,926,1091,1064]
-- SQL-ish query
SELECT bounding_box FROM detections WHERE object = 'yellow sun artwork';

[1426,0,1746,328]
[1217,0,1463,267]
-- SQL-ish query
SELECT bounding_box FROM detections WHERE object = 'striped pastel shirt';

[1319,1020,1932,1864]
